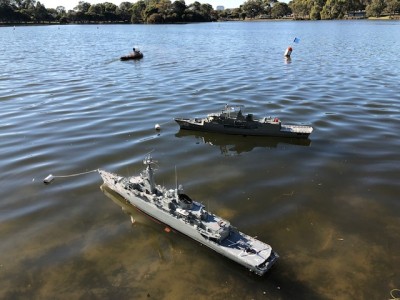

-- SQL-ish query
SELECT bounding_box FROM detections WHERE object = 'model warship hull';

[175,118,312,138]
[99,159,278,276]
[175,105,313,139]
[120,52,143,61]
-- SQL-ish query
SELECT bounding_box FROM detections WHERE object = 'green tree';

[321,0,348,19]
[104,2,118,21]
[14,0,36,10]
[74,1,90,12]
[56,5,65,14]
[242,0,263,18]
[156,0,171,21]
[189,0,201,11]
[384,0,400,16]
[170,0,186,21]
[346,0,366,12]
[270,2,291,18]
[366,0,386,16]
[310,3,322,19]
[32,1,49,22]
[147,12,163,22]
[117,2,133,22]
[200,3,213,20]
[290,0,310,19]
[143,3,158,22]
[262,0,277,17]
[46,7,58,20]
[231,7,242,18]
[131,0,146,23]
[0,0,14,22]
[185,1,207,21]
[88,3,104,21]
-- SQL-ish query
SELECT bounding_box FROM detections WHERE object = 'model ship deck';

[99,156,278,275]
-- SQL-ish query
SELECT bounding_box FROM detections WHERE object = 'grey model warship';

[175,105,313,138]
[99,156,278,275]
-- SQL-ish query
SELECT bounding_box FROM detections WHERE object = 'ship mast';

[174,166,184,199]
[175,165,178,198]
[143,155,155,194]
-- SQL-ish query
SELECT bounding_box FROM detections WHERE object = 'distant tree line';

[237,0,400,20]
[0,0,218,24]
[288,0,400,19]
[0,0,399,24]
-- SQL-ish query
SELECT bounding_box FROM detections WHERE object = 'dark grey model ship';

[99,155,278,276]
[175,105,313,138]
[120,48,143,61]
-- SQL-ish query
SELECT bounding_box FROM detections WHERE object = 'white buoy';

[155,124,161,130]
[43,174,54,184]
[284,46,293,57]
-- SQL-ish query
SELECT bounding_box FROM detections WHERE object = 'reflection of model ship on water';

[175,105,313,138]
[99,155,278,276]
[176,129,311,155]
[101,184,153,227]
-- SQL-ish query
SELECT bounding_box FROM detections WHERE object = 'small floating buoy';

[164,227,171,233]
[284,46,293,57]
[155,124,161,130]
[43,174,54,184]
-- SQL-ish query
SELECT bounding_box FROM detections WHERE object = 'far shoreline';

[1,15,399,27]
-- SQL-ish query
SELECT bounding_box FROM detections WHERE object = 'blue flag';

[293,37,300,44]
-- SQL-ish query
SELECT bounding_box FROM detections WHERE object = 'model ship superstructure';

[175,104,313,138]
[99,156,278,275]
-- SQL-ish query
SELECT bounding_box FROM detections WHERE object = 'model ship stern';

[255,251,279,275]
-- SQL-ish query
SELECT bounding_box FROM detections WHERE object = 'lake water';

[1,20,399,299]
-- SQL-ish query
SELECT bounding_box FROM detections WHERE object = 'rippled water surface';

[1,21,399,299]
